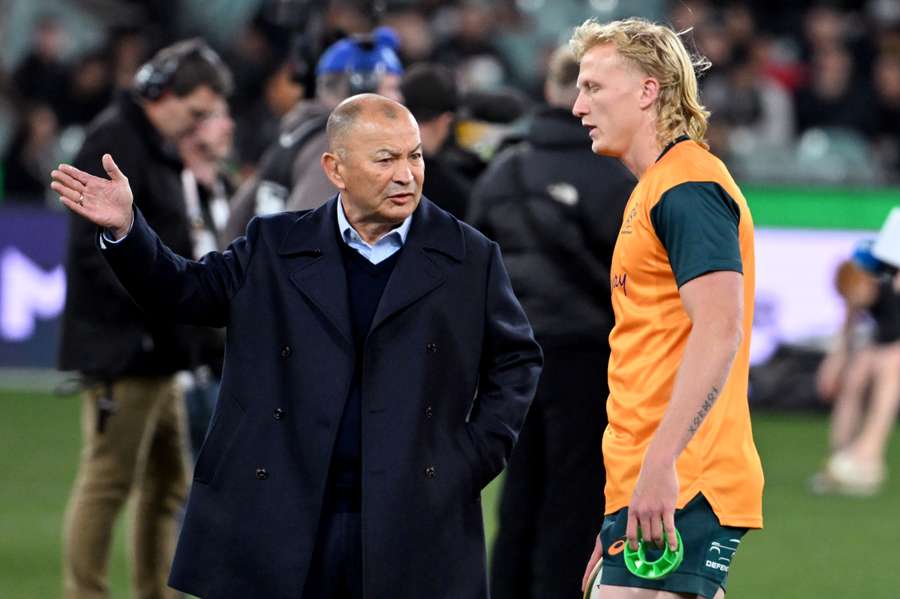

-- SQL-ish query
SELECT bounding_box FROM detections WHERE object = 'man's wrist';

[643,442,678,468]
[110,211,135,240]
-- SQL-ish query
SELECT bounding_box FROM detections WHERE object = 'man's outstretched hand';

[51,154,134,239]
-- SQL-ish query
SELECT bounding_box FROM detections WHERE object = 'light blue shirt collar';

[336,195,412,264]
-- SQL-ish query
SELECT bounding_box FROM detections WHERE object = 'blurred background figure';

[12,14,70,117]
[400,62,470,220]
[451,86,531,182]
[57,39,232,599]
[56,51,114,129]
[224,26,404,241]
[1,102,60,203]
[813,240,900,496]
[177,96,236,459]
[794,43,872,136]
[431,0,512,92]
[468,45,635,599]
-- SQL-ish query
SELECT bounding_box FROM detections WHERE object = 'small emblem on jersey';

[546,182,579,206]
[621,204,639,235]
[608,539,626,556]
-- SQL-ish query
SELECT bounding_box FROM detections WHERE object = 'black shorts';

[599,494,748,599]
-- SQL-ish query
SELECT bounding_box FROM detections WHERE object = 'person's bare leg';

[829,349,874,451]
[848,343,900,465]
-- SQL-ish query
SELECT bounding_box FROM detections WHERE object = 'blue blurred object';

[315,26,403,76]
[852,238,893,275]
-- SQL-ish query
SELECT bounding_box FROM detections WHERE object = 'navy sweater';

[327,241,402,511]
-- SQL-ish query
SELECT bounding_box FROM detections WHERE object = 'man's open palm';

[50,154,134,238]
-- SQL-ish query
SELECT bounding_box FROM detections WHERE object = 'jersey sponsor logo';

[608,539,626,556]
[705,559,729,572]
[705,539,740,572]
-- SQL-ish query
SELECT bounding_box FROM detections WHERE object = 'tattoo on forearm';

[688,386,720,434]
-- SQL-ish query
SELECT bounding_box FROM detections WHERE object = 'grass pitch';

[1,389,898,598]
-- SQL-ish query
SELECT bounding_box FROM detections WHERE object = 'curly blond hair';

[570,17,711,149]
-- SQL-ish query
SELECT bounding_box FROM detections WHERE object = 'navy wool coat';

[101,196,543,599]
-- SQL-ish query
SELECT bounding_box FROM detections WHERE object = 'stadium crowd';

[4,0,900,207]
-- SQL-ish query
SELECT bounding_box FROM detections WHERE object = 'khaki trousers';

[62,376,189,599]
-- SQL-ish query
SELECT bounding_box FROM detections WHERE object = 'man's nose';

[393,161,414,184]
[572,91,587,118]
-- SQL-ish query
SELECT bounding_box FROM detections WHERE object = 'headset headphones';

[133,39,222,101]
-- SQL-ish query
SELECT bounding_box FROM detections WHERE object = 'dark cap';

[401,63,459,121]
[458,87,528,124]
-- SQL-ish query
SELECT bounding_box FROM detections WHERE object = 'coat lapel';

[278,197,353,345]
[369,198,465,334]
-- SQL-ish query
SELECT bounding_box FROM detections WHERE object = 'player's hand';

[626,456,679,552]
[581,531,603,593]
[50,154,134,239]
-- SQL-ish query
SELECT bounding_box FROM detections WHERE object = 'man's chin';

[591,140,619,158]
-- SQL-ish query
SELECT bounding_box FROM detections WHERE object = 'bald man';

[50,94,542,599]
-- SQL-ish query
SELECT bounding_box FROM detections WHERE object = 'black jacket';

[58,91,198,377]
[422,153,472,221]
[100,196,542,598]
[468,107,636,348]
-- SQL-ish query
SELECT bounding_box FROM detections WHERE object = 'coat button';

[424,466,436,479]
[280,345,292,358]
[311,248,322,256]
[426,343,438,353]
[256,468,269,480]
[273,408,285,420]
[425,405,433,419]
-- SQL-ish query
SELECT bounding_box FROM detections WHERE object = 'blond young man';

[570,18,764,599]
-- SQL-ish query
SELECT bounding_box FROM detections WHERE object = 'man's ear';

[638,77,660,110]
[321,152,347,191]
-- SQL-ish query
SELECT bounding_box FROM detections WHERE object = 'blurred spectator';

[431,1,513,91]
[232,56,304,177]
[3,0,900,199]
[12,15,69,115]
[382,7,435,63]
[177,96,235,459]
[324,0,376,37]
[812,254,900,496]
[108,28,151,91]
[704,43,795,152]
[1,103,60,203]
[804,4,849,55]
[56,51,114,127]
[451,86,530,182]
[469,46,635,599]
[724,2,757,47]
[224,27,404,242]
[801,3,877,85]
[400,63,471,220]
[224,19,277,116]
[794,44,873,135]
[869,51,900,174]
[57,38,233,599]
